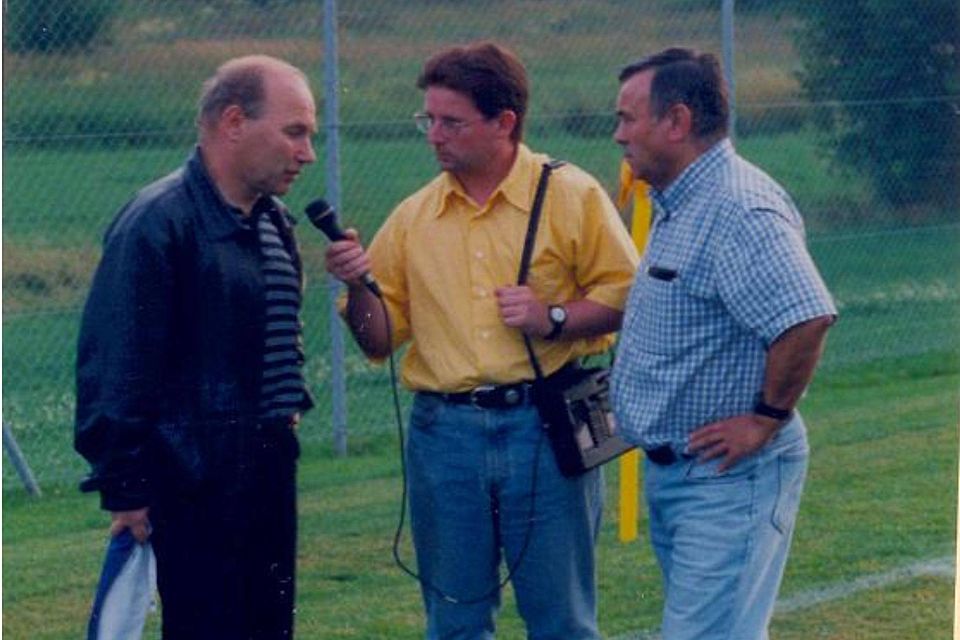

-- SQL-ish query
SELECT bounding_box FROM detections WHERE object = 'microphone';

[305,198,382,297]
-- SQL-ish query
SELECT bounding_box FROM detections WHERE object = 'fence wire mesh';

[3,0,959,492]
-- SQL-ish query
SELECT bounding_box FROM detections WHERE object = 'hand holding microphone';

[307,199,382,298]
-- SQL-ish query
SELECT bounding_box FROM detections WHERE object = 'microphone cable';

[376,294,547,605]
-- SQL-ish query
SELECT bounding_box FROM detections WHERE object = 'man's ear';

[221,104,247,143]
[665,103,693,143]
[495,109,518,140]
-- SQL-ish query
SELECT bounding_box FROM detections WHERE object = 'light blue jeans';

[645,415,809,640]
[406,392,603,640]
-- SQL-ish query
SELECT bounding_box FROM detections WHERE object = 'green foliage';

[793,0,960,207]
[4,0,117,53]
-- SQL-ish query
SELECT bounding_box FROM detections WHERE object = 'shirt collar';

[435,143,539,218]
[651,138,733,221]
[185,146,285,238]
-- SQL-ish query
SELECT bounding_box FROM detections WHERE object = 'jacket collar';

[184,146,294,239]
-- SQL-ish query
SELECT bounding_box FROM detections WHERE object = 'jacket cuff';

[100,491,151,512]
[81,473,151,511]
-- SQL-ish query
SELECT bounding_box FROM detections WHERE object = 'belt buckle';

[469,385,497,409]
[503,386,523,406]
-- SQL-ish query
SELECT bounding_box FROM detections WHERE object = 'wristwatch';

[544,305,568,340]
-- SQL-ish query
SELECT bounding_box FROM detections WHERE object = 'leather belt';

[426,363,580,411]
[431,381,535,410]
[644,444,690,466]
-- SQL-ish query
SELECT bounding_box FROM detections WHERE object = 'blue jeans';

[406,393,603,640]
[645,416,809,640]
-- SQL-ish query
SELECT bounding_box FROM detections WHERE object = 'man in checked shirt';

[611,47,837,639]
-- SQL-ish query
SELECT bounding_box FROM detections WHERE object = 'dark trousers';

[150,423,299,639]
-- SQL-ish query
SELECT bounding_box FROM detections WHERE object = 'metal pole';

[3,422,42,496]
[323,0,348,456]
[721,0,736,138]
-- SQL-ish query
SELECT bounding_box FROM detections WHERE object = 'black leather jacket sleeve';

[75,191,177,511]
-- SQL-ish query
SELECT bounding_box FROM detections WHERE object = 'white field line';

[774,556,955,614]
[608,556,956,640]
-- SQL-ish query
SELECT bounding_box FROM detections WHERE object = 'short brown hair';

[417,41,528,142]
[196,55,307,130]
[619,47,729,140]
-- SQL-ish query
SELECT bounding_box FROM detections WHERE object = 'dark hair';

[417,41,528,142]
[619,47,729,140]
[196,55,306,130]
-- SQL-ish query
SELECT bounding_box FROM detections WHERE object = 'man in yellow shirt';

[325,41,638,639]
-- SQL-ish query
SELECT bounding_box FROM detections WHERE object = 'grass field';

[3,350,957,638]
[3,144,959,635]
[4,126,959,640]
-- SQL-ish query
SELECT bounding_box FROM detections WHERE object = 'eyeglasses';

[413,112,487,135]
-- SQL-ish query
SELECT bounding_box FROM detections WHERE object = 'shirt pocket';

[627,263,718,356]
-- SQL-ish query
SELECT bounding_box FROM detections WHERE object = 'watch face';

[549,306,567,323]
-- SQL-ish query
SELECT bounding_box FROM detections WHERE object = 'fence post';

[3,421,42,497]
[722,0,736,138]
[323,0,348,456]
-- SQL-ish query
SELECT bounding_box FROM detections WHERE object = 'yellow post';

[619,449,640,542]
[617,161,651,543]
[618,160,653,253]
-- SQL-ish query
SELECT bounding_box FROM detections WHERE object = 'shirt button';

[480,330,491,339]
[475,251,484,259]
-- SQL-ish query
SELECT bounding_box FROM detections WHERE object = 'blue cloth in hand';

[87,529,156,640]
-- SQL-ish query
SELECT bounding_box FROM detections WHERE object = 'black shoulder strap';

[517,160,565,286]
[517,160,565,380]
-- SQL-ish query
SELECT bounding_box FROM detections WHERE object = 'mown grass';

[770,576,955,640]
[3,351,957,638]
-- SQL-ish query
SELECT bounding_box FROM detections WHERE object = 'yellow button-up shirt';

[365,144,639,392]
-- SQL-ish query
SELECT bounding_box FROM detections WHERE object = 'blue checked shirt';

[611,140,836,449]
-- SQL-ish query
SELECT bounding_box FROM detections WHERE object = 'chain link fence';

[4,0,959,491]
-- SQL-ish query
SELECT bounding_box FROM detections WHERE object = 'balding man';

[76,55,317,638]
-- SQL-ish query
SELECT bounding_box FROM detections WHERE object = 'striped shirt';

[256,211,306,421]
[611,139,836,449]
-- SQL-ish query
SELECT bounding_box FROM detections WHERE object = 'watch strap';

[544,306,565,340]
[753,398,792,421]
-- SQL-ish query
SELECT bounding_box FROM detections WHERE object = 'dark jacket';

[75,148,312,511]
